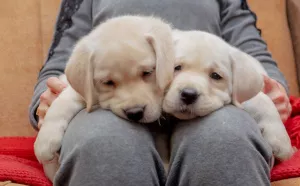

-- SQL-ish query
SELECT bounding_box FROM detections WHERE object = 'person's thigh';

[167,105,273,186]
[54,109,166,186]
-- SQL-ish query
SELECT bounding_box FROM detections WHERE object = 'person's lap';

[54,105,272,186]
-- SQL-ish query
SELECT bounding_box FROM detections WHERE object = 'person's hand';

[36,77,67,129]
[263,76,291,123]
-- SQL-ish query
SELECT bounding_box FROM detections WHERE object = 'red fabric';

[0,137,51,186]
[1,97,300,184]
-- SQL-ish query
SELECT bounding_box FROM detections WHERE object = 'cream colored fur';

[34,15,175,182]
[163,30,296,161]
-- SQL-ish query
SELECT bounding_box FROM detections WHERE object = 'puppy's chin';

[133,109,162,123]
[166,106,218,120]
[172,112,197,120]
[163,100,197,120]
[163,95,226,120]
[108,104,161,123]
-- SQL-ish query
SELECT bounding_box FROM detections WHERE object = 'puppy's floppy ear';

[145,20,175,90]
[65,39,97,112]
[230,48,264,107]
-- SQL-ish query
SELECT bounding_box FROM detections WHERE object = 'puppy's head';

[65,16,175,123]
[163,30,263,119]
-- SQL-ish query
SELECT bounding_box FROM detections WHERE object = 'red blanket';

[1,97,300,185]
[0,137,52,186]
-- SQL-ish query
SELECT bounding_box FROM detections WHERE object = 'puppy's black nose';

[124,107,145,121]
[180,88,199,105]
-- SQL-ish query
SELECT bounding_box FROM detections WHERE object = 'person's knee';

[60,109,156,161]
[169,106,272,186]
[173,105,273,162]
[70,131,147,164]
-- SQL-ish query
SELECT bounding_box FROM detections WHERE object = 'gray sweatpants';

[54,105,272,186]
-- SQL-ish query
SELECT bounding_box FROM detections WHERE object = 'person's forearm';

[220,0,289,94]
[29,0,93,129]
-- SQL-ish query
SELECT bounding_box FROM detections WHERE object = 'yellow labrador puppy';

[34,15,175,181]
[163,30,295,161]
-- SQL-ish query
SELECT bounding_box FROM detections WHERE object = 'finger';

[47,77,66,94]
[47,93,58,106]
[281,113,289,123]
[272,94,285,105]
[42,90,58,106]
[277,102,292,120]
[40,90,50,103]
[276,102,290,113]
[278,109,288,117]
[36,103,48,118]
[263,76,274,94]
[36,101,49,118]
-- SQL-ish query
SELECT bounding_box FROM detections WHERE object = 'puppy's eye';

[103,80,115,86]
[174,65,182,71]
[210,72,222,80]
[142,71,153,77]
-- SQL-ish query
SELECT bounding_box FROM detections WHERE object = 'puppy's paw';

[262,127,295,161]
[271,140,295,161]
[34,123,65,163]
[43,154,60,182]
